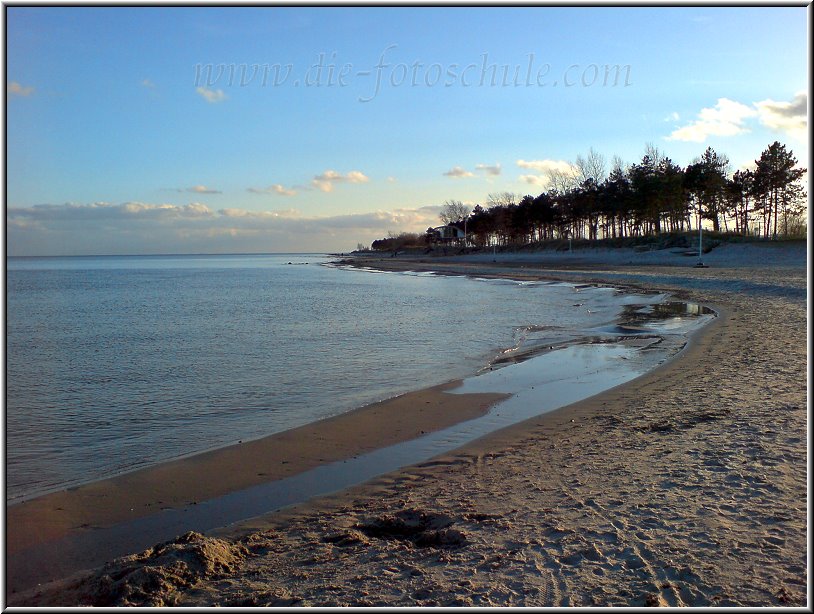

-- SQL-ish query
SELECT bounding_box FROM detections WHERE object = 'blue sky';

[5,6,809,255]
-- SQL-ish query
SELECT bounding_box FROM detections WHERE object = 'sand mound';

[356,509,467,548]
[64,531,248,606]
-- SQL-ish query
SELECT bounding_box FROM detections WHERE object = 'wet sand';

[8,241,807,607]
[6,382,506,586]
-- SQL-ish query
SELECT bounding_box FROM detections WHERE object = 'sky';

[4,5,809,256]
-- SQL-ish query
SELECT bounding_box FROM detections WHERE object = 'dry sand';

[8,241,808,607]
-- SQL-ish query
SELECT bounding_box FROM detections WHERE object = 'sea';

[6,253,669,503]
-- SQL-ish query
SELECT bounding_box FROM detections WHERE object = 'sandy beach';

[7,241,807,607]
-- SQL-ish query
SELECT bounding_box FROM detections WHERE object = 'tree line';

[369,141,806,252]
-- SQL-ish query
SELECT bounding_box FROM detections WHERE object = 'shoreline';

[6,382,507,570]
[213,295,726,536]
[5,263,686,595]
[5,252,642,507]
[7,258,694,596]
[7,243,807,607]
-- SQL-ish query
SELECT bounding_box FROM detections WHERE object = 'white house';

[432,225,466,241]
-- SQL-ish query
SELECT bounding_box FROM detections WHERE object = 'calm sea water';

[6,253,650,502]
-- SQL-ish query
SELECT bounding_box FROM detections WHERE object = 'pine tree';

[752,142,806,239]
[684,147,729,233]
[726,170,755,236]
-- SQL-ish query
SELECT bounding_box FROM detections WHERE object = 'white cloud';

[120,202,215,218]
[475,163,502,176]
[247,184,297,196]
[141,79,156,89]
[736,159,758,173]
[6,201,447,255]
[219,208,300,219]
[667,98,757,142]
[7,216,43,231]
[185,185,222,194]
[196,86,227,103]
[183,203,214,216]
[667,93,808,144]
[515,159,576,188]
[443,166,474,178]
[314,170,344,185]
[754,91,807,141]
[516,159,574,174]
[7,201,213,226]
[386,176,398,183]
[312,170,370,193]
[8,81,34,97]
[519,174,550,187]
[345,171,369,183]
[664,112,680,122]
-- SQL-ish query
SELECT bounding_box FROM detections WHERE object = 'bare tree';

[439,200,471,225]
[574,147,608,185]
[610,154,626,175]
[644,142,666,166]
[486,192,518,209]
[545,167,578,194]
